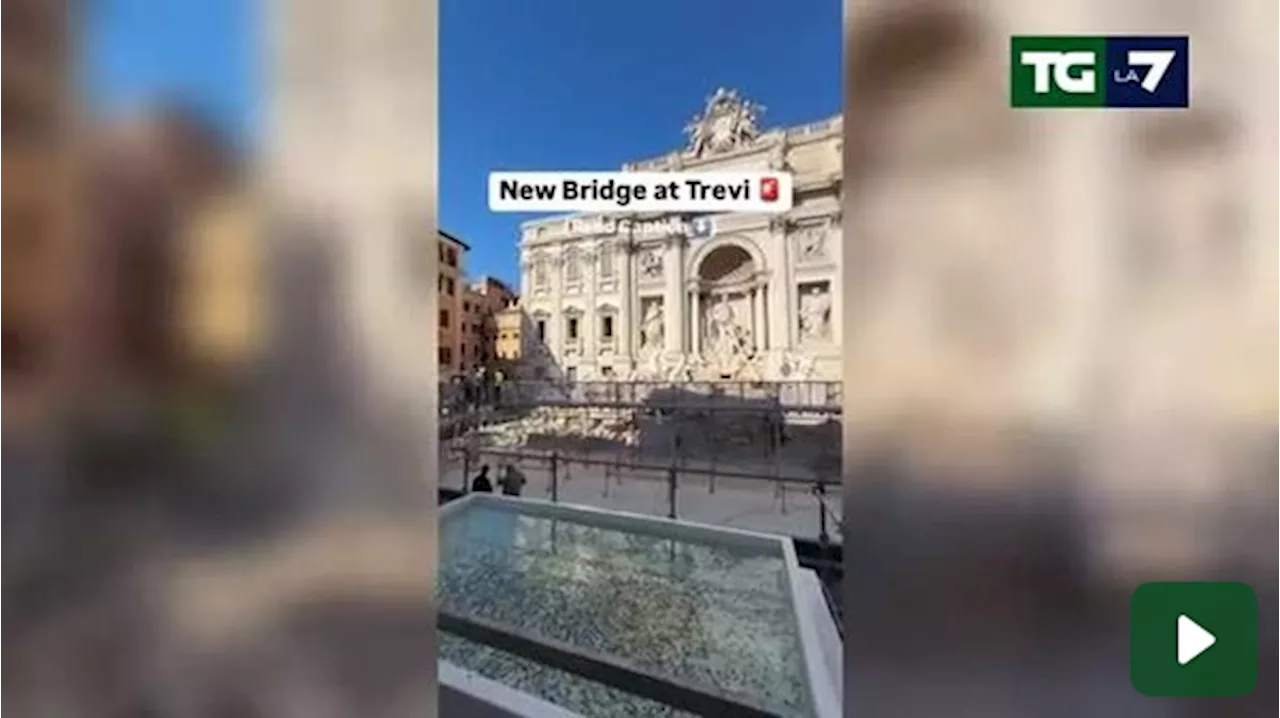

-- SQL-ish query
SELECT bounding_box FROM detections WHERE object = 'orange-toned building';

[3,0,78,433]
[82,107,240,395]
[437,231,468,377]
[465,276,518,369]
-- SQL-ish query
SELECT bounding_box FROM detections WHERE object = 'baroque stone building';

[518,89,842,382]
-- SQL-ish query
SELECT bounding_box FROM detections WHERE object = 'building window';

[601,315,614,339]
[463,301,470,312]
[440,309,450,328]
[533,258,548,290]
[446,277,455,295]
[567,317,579,341]
[564,248,581,282]
[438,346,452,365]
[446,247,458,267]
[536,319,547,342]
[460,343,467,359]
[598,243,615,278]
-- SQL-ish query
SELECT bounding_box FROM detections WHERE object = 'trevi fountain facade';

[517,88,842,382]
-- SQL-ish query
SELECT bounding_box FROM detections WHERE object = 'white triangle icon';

[1177,614,1216,665]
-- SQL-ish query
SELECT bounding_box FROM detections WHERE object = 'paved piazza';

[518,88,843,382]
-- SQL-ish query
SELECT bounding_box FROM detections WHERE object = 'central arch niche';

[699,244,755,284]
[692,242,767,364]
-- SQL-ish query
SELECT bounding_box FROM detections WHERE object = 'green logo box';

[1010,36,1107,107]
[1130,582,1258,697]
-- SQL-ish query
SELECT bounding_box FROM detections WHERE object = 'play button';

[1131,582,1258,697]
[1177,614,1216,665]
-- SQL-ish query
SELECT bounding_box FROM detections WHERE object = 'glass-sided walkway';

[438,495,840,718]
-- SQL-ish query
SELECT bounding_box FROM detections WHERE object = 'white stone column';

[690,289,702,355]
[747,285,757,353]
[619,240,633,361]
[828,214,842,346]
[663,236,685,354]
[584,240,598,371]
[766,218,791,349]
[549,254,564,366]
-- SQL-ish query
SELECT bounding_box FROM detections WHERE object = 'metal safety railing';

[440,379,843,414]
[445,443,842,537]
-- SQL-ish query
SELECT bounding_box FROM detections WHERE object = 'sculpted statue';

[704,301,730,351]
[684,88,765,157]
[705,299,752,360]
[768,142,788,170]
[686,115,711,157]
[798,286,832,341]
[666,354,692,382]
[640,302,664,351]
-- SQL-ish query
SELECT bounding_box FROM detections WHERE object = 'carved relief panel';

[637,246,665,286]
[792,224,830,264]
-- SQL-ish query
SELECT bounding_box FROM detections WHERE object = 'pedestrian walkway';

[442,457,842,540]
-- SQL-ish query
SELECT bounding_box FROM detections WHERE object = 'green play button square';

[1130,582,1257,697]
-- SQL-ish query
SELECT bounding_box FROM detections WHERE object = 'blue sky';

[85,0,842,284]
[442,0,841,283]
[84,0,254,142]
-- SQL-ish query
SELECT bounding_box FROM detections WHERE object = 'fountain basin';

[438,494,840,718]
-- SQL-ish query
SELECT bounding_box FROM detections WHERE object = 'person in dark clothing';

[470,464,493,493]
[492,368,506,407]
[463,378,477,411]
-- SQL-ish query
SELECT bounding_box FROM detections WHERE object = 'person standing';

[492,368,506,407]
[471,366,486,408]
[497,463,527,497]
[470,464,493,493]
[460,375,474,411]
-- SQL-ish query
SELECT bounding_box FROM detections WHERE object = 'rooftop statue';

[684,87,765,158]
